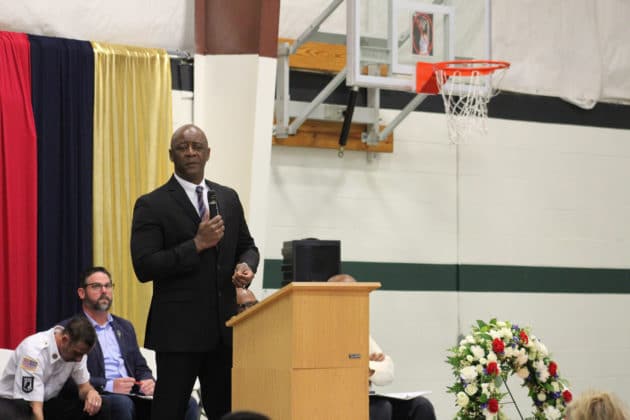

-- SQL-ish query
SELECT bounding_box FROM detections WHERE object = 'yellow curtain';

[92,42,172,344]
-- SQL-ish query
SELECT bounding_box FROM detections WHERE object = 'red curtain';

[0,32,38,349]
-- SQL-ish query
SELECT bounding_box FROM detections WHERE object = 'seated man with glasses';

[62,267,199,420]
[235,287,258,314]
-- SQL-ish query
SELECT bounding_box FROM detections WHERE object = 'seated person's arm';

[30,401,44,420]
[125,321,155,395]
[77,381,103,415]
[369,337,394,386]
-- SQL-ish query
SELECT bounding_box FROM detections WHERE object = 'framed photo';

[411,12,433,56]
[390,0,454,75]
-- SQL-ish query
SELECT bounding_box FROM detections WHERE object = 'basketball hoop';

[416,60,510,144]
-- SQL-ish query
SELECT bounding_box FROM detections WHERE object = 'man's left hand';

[232,262,254,288]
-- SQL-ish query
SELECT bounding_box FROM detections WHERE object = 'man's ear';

[168,149,174,162]
[77,287,86,300]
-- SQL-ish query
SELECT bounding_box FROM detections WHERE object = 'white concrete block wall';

[265,110,458,265]
[263,107,630,418]
[460,119,630,267]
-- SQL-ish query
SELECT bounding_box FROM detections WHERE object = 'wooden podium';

[226,281,381,420]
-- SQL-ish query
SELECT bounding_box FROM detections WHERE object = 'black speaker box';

[281,239,341,286]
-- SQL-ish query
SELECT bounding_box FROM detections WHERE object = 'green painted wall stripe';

[262,259,630,293]
[460,264,630,293]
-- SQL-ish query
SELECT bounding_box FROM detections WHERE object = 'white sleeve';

[369,336,394,386]
[71,355,91,386]
[13,349,45,402]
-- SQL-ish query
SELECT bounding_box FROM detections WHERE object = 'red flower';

[548,361,558,376]
[487,361,499,376]
[562,390,573,403]
[492,338,505,353]
[519,330,529,345]
[488,398,499,413]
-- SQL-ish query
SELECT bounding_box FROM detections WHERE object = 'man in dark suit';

[130,124,259,420]
[64,266,199,420]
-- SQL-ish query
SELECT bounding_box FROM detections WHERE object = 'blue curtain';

[29,35,94,329]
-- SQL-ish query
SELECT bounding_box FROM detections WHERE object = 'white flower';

[489,330,501,340]
[497,321,506,328]
[465,383,478,396]
[460,366,478,382]
[481,383,490,395]
[476,364,484,373]
[471,345,485,360]
[484,412,496,420]
[500,327,513,340]
[544,405,562,420]
[552,382,560,392]
[487,352,497,362]
[537,341,549,357]
[534,359,549,383]
[504,347,514,358]
[515,349,528,366]
[466,355,474,362]
[516,367,529,379]
[538,369,550,383]
[480,357,487,365]
[537,392,547,402]
[456,391,469,407]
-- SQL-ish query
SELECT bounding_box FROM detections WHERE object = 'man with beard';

[64,267,199,420]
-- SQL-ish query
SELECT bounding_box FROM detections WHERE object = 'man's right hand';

[193,212,225,251]
[113,377,136,394]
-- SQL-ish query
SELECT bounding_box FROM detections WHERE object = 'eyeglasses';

[84,282,114,291]
[237,301,257,312]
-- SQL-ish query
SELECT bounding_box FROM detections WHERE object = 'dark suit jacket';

[60,314,153,393]
[130,176,259,352]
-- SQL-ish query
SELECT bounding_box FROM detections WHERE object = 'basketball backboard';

[347,0,491,92]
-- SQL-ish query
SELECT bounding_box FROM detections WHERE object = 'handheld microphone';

[208,189,219,218]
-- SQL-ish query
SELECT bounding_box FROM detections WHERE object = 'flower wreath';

[447,319,572,419]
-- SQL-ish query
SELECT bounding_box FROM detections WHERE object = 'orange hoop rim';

[434,60,510,76]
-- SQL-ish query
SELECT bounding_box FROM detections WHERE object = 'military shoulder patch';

[22,376,34,393]
[20,356,39,372]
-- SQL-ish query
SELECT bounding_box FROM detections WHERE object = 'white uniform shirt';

[0,326,90,401]
[369,335,394,387]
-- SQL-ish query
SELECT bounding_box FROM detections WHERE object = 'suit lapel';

[92,340,105,374]
[167,176,200,223]
[205,180,225,216]
[111,318,134,377]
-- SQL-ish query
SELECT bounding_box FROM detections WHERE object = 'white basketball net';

[435,65,507,144]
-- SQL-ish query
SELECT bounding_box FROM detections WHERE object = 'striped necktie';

[195,185,207,218]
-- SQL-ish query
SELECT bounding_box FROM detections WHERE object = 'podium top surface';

[226,281,381,327]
